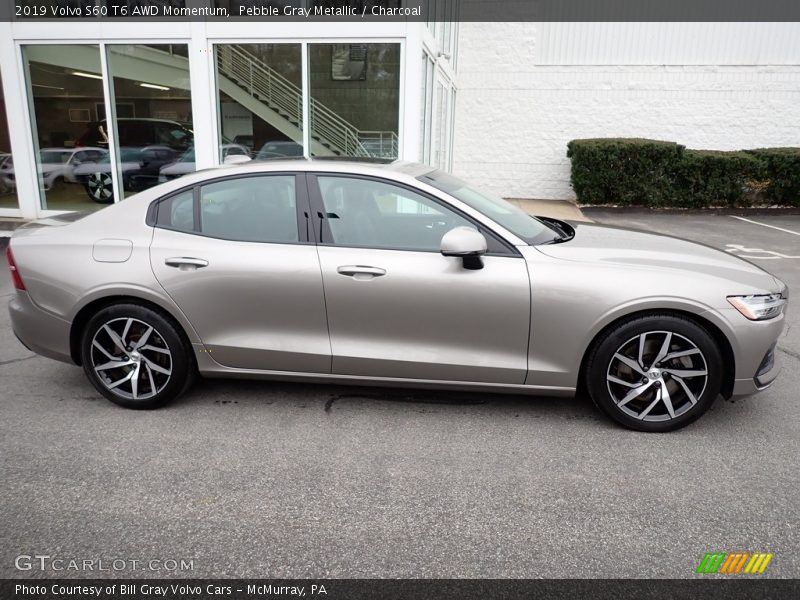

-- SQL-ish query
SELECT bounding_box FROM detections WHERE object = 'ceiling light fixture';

[71,71,103,80]
[139,83,171,91]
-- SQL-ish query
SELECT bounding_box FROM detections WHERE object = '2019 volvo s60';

[6,160,788,431]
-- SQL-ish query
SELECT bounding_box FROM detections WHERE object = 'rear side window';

[156,190,194,232]
[155,175,299,244]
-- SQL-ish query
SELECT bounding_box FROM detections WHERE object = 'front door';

[149,173,330,372]
[308,174,530,384]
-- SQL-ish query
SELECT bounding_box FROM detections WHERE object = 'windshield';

[419,170,563,245]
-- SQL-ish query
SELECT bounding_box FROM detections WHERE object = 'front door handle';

[337,265,387,279]
[165,257,209,270]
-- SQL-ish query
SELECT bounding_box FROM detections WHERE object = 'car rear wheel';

[84,172,114,203]
[586,314,723,432]
[80,304,195,409]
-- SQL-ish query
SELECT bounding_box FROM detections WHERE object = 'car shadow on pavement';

[173,378,609,426]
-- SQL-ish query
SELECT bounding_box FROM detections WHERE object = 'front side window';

[156,175,299,244]
[316,176,473,251]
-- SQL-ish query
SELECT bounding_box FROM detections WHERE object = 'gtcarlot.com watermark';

[15,554,194,573]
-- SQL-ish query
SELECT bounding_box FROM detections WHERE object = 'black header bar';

[3,1,800,22]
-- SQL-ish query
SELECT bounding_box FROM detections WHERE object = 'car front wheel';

[586,314,723,432]
[80,304,195,409]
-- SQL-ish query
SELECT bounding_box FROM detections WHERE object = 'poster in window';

[331,44,367,81]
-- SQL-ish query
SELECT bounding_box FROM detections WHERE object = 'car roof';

[209,159,435,178]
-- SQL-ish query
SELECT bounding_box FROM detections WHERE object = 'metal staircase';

[216,45,398,159]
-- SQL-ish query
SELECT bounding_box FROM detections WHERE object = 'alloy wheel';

[87,172,113,201]
[606,330,708,422]
[89,317,173,401]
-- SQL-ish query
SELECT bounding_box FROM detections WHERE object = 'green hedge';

[675,150,766,208]
[566,139,684,207]
[567,138,799,207]
[744,148,800,206]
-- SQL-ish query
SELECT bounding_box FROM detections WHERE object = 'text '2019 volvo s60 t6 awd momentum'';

[6,160,788,431]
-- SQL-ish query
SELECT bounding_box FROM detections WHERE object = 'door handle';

[165,257,209,270]
[336,265,387,278]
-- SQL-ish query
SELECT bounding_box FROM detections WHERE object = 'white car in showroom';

[158,144,250,183]
[0,147,107,192]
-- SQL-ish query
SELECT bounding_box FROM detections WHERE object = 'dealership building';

[0,3,798,220]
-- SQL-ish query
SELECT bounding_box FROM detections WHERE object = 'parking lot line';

[729,216,800,236]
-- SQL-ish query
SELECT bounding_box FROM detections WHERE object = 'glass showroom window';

[309,43,400,160]
[22,44,106,211]
[103,44,194,201]
[0,70,19,211]
[214,44,303,161]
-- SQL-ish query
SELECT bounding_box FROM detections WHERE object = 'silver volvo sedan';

[6,160,788,431]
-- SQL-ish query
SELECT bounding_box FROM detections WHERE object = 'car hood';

[535,221,784,293]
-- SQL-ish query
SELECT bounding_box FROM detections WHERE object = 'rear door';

[149,173,331,372]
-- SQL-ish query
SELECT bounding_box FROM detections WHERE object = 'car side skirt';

[194,346,575,397]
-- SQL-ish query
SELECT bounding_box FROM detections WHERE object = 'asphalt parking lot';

[0,212,798,579]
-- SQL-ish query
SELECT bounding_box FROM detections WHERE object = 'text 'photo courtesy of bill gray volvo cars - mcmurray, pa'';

[5,160,788,432]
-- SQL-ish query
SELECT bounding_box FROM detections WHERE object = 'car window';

[201,176,299,243]
[156,177,299,243]
[316,176,475,251]
[156,190,195,232]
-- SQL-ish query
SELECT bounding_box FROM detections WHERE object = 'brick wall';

[452,23,800,200]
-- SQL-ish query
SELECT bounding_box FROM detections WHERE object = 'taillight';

[5,246,26,291]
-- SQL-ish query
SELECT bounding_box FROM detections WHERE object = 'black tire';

[84,172,114,203]
[585,313,723,432]
[80,303,196,409]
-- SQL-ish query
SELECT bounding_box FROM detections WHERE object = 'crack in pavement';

[0,355,36,367]
[778,345,800,361]
[325,392,490,412]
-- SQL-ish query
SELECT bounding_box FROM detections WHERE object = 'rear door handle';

[165,257,209,270]
[336,265,387,279]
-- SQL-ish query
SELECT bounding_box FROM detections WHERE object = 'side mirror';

[440,226,488,270]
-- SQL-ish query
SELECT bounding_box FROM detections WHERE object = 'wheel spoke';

[614,353,646,376]
[95,359,132,372]
[660,382,676,418]
[103,325,128,355]
[607,374,641,388]
[133,326,154,350]
[121,318,133,346]
[130,362,141,399]
[659,348,701,363]
[145,364,157,395]
[637,333,647,369]
[673,376,699,406]
[92,340,117,361]
[140,344,170,355]
[142,356,171,376]
[662,368,707,378]
[106,369,134,390]
[651,332,673,368]
[617,380,655,408]
[638,395,662,420]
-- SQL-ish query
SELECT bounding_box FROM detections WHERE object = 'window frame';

[305,172,520,257]
[148,172,313,245]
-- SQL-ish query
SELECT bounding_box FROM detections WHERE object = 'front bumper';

[719,307,786,397]
[8,291,74,364]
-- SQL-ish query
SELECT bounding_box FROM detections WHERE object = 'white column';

[188,22,217,169]
[400,24,424,162]
[0,24,39,219]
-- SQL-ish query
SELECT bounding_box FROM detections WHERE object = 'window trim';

[305,172,521,257]
[147,172,313,245]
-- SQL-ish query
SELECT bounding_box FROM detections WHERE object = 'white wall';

[452,22,800,200]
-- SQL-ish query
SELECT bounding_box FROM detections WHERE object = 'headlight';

[727,294,786,321]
